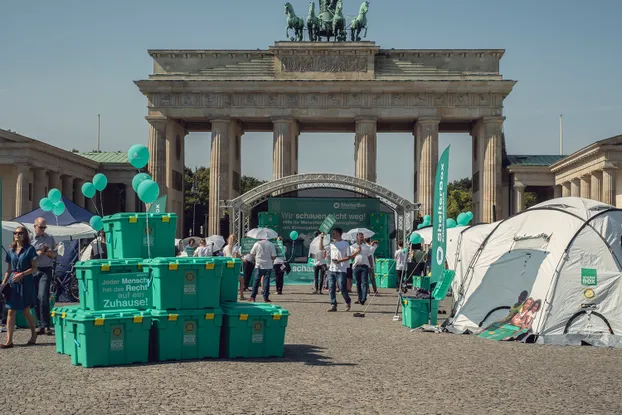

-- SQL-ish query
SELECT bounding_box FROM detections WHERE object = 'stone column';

[32,168,47,205]
[561,182,571,197]
[602,166,617,206]
[209,119,233,235]
[61,175,73,201]
[147,119,167,192]
[74,179,85,208]
[48,171,61,193]
[570,178,580,197]
[165,120,188,237]
[228,121,244,198]
[354,118,377,182]
[15,165,31,217]
[125,183,136,212]
[553,185,562,199]
[272,118,298,180]
[514,182,525,213]
[579,175,591,199]
[415,117,440,217]
[591,171,602,202]
[480,116,505,223]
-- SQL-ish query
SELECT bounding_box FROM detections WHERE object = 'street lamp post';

[191,168,198,236]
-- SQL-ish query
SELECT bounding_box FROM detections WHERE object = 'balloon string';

[145,209,152,259]
[91,199,101,217]
[99,191,105,217]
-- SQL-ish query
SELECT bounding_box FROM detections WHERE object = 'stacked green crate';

[374,257,397,288]
[258,212,280,233]
[368,213,390,239]
[216,257,243,303]
[102,213,177,260]
[220,303,289,358]
[51,306,79,355]
[143,257,224,362]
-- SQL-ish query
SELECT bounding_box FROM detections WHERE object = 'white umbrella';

[206,235,226,251]
[343,228,375,241]
[246,227,278,240]
[309,234,331,256]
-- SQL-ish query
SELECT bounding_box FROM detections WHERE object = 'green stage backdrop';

[268,198,381,237]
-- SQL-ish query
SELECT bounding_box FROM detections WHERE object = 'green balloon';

[457,212,467,225]
[128,144,150,169]
[137,179,160,204]
[446,218,457,228]
[89,215,104,231]
[48,188,62,204]
[410,232,423,244]
[82,182,96,199]
[39,198,54,212]
[93,173,108,191]
[289,230,299,240]
[52,201,65,216]
[132,173,152,192]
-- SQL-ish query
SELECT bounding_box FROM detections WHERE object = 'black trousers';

[243,261,254,289]
[273,264,285,293]
[313,265,326,291]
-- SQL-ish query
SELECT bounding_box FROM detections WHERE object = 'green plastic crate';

[221,303,289,358]
[401,297,440,328]
[413,276,432,291]
[216,257,242,303]
[75,259,151,311]
[150,309,223,361]
[51,306,79,355]
[103,212,177,260]
[375,273,397,289]
[143,257,223,310]
[65,309,151,368]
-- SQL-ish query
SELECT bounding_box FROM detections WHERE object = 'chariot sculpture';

[285,0,369,42]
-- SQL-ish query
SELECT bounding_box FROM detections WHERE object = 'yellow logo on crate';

[112,327,122,337]
[185,272,195,282]
[253,322,263,333]
[184,322,195,332]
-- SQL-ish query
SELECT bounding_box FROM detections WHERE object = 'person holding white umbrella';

[247,228,277,303]
[351,232,374,305]
[319,227,352,312]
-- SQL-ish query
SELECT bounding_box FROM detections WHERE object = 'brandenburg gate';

[135,41,515,235]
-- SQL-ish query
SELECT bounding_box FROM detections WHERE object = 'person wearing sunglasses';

[2,226,38,348]
[32,218,56,335]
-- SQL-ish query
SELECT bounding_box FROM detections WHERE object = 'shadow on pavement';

[282,344,357,367]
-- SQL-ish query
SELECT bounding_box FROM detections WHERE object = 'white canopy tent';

[447,197,622,347]
[414,225,468,270]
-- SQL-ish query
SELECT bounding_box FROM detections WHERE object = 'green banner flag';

[318,214,337,234]
[431,146,450,282]
[148,195,167,213]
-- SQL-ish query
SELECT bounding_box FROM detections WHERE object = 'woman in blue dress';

[2,226,38,348]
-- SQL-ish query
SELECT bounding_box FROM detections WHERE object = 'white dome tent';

[447,197,622,347]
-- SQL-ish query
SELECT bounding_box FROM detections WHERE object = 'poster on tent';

[477,290,543,341]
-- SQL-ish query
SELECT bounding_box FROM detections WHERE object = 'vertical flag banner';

[431,145,450,282]
[148,195,167,213]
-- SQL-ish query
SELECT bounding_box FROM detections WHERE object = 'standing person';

[249,238,276,303]
[223,235,245,300]
[185,239,196,256]
[242,249,254,292]
[351,232,373,305]
[394,241,407,291]
[194,239,214,257]
[273,237,287,295]
[89,230,107,260]
[319,228,352,312]
[312,231,327,294]
[32,218,56,335]
[2,226,38,347]
[365,238,379,295]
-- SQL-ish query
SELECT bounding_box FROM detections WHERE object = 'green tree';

[525,191,538,209]
[447,177,472,220]
[241,176,267,194]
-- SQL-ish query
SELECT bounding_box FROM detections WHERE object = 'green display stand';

[143,257,222,310]
[74,259,151,310]
[65,309,151,368]
[220,303,289,358]
[103,213,177,259]
[217,257,242,303]
[150,309,223,361]
[51,306,79,355]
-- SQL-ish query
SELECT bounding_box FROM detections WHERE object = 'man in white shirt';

[319,227,352,312]
[394,241,407,291]
[352,233,374,305]
[311,231,328,294]
[249,238,277,302]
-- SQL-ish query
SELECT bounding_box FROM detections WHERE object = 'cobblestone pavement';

[1,287,621,414]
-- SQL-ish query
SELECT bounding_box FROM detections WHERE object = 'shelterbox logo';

[333,202,366,210]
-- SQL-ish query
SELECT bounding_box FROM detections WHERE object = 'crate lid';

[142,257,216,266]
[221,303,289,317]
[102,212,177,222]
[66,308,149,323]
[75,258,144,269]
[150,309,223,319]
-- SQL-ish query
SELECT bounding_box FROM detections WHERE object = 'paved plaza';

[1,287,621,414]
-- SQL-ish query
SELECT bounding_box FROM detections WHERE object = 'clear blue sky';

[2,0,621,200]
